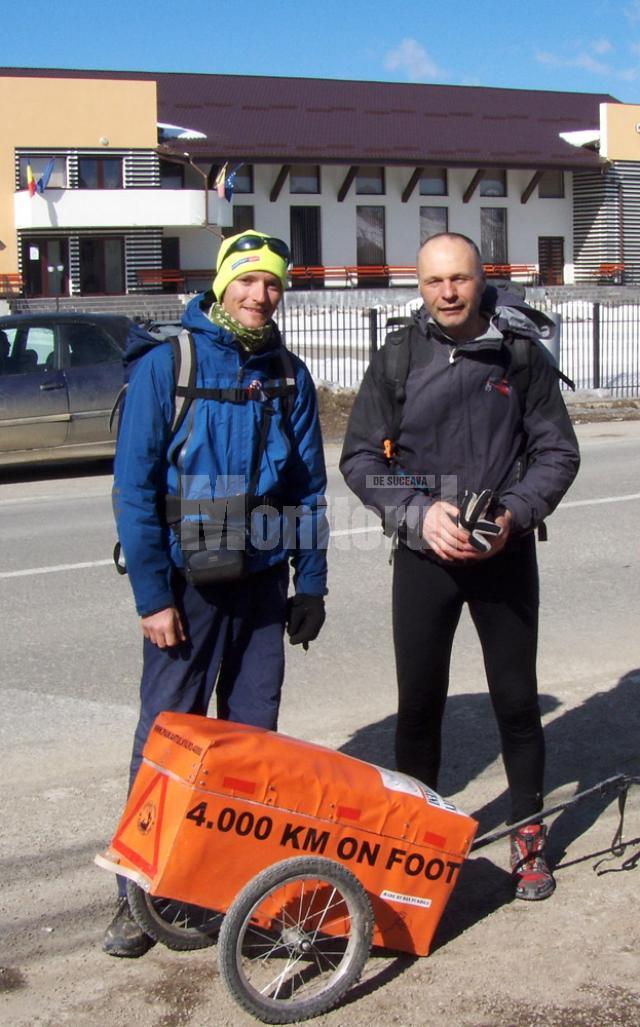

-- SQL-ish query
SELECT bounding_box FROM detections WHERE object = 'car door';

[59,321,125,447]
[0,323,70,455]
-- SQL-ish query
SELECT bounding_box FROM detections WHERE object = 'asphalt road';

[1,421,639,1026]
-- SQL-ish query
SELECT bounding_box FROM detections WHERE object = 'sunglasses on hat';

[223,234,291,265]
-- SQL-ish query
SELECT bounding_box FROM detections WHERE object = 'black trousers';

[392,535,544,823]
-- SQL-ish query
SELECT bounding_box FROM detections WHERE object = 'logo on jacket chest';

[484,375,511,398]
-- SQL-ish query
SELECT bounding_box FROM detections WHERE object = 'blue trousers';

[117,561,289,898]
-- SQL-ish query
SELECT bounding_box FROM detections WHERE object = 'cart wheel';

[217,856,373,1024]
[127,880,222,951]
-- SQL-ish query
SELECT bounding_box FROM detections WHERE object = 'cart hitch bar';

[470,772,640,867]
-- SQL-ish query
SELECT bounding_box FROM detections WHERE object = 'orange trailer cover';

[98,712,477,956]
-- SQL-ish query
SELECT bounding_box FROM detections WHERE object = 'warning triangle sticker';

[112,771,168,878]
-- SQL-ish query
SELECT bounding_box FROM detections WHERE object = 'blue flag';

[36,158,56,195]
[223,163,243,202]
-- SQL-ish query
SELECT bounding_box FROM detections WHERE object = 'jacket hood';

[182,292,221,335]
[123,321,171,363]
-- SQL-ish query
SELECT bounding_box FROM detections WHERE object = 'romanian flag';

[214,162,228,199]
[27,162,37,198]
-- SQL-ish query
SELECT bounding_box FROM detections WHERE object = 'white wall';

[192,163,573,271]
[159,163,575,282]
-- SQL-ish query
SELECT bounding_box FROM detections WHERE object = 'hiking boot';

[510,822,556,901]
[102,897,154,957]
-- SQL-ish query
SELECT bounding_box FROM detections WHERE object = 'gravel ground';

[1,409,639,1027]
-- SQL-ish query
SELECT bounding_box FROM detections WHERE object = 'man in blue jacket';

[341,233,579,904]
[104,230,328,956]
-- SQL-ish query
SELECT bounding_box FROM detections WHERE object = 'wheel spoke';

[218,858,373,1021]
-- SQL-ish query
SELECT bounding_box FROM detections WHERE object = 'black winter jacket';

[340,308,580,544]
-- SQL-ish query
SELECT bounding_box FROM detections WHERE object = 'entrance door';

[538,236,565,285]
[79,237,124,294]
[22,238,69,297]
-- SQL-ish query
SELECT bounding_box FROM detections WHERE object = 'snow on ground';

[280,299,640,394]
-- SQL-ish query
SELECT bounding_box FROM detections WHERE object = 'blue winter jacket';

[112,294,328,617]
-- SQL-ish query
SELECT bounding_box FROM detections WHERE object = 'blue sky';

[3,0,640,102]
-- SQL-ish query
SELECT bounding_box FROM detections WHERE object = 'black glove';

[459,489,501,553]
[286,594,326,649]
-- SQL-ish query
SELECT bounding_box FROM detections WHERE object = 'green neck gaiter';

[208,302,275,353]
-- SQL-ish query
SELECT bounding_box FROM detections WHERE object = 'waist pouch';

[165,493,281,586]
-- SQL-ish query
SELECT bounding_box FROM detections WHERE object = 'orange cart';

[97,711,478,1023]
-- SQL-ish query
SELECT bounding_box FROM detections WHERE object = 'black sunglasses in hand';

[224,235,291,264]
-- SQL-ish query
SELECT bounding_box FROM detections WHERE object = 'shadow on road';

[340,668,640,870]
[0,458,113,485]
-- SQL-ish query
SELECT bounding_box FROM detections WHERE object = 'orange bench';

[597,263,624,283]
[483,264,538,284]
[0,272,24,296]
[290,266,327,286]
[291,265,418,287]
[136,268,186,291]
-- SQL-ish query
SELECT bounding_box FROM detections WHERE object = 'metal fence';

[534,299,640,395]
[279,298,640,397]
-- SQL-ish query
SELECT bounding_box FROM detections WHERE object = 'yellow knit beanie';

[212,231,289,301]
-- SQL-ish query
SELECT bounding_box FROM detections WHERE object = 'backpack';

[380,287,575,542]
[110,320,297,574]
[110,321,297,436]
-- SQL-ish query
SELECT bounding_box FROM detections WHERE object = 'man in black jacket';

[340,233,579,901]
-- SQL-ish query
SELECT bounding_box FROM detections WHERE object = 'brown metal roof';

[2,67,615,170]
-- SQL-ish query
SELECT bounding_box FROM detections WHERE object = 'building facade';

[1,68,639,298]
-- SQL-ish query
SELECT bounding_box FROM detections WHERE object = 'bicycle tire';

[127,880,222,951]
[217,856,372,1024]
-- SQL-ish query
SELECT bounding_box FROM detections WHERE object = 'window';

[159,160,184,189]
[18,156,66,190]
[420,207,448,243]
[290,207,321,265]
[60,323,122,367]
[0,325,55,374]
[480,169,507,197]
[221,205,255,239]
[232,205,255,232]
[538,170,564,199]
[162,237,180,268]
[356,167,385,195]
[78,157,122,189]
[290,165,320,194]
[481,208,508,263]
[357,206,386,264]
[419,168,448,196]
[234,165,254,193]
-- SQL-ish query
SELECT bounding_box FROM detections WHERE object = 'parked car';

[0,312,134,467]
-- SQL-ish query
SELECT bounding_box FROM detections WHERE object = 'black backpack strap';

[277,346,297,419]
[381,324,413,462]
[163,344,296,533]
[505,334,553,543]
[556,367,576,390]
[506,335,531,416]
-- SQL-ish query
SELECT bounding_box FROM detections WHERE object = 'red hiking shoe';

[510,822,556,901]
